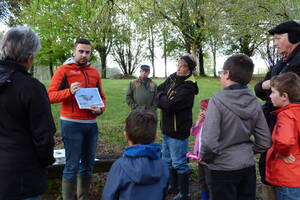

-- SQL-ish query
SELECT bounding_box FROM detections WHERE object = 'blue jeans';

[162,134,190,174]
[23,197,39,200]
[276,186,300,200]
[61,120,99,181]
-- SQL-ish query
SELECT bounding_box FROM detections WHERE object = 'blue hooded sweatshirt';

[102,143,169,200]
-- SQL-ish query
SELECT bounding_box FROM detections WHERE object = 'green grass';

[46,76,260,150]
[44,76,263,199]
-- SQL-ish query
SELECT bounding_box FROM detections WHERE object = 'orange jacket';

[48,63,106,120]
[266,104,300,187]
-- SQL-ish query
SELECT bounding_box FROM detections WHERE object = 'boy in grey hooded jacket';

[200,54,272,200]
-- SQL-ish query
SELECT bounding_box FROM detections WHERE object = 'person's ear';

[22,54,34,70]
[124,131,128,140]
[27,54,33,63]
[282,92,289,100]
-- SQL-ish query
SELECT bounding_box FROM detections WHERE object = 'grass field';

[47,77,221,147]
[47,76,261,150]
[44,76,264,199]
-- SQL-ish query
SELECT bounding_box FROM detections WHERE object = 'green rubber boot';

[62,179,76,200]
[77,176,92,200]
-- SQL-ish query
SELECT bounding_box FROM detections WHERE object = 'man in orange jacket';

[48,38,106,200]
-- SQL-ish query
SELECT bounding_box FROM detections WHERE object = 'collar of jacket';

[272,103,300,116]
[0,59,30,75]
[0,60,30,87]
[224,83,247,90]
[284,43,300,62]
[171,72,192,83]
[138,77,151,83]
[123,143,162,160]
[63,57,91,67]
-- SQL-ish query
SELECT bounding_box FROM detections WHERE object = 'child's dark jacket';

[102,143,169,200]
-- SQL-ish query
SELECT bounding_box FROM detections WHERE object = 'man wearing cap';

[156,54,199,200]
[255,20,300,200]
[126,65,157,111]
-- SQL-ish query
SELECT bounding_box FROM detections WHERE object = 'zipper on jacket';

[82,70,89,87]
[167,80,176,98]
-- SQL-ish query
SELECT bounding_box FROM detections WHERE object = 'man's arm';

[252,108,272,153]
[150,83,157,110]
[125,81,137,110]
[48,67,73,104]
[200,97,221,163]
[95,71,106,114]
[254,71,272,101]
[157,84,196,111]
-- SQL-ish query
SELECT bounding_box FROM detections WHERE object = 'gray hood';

[63,57,90,66]
[214,88,259,120]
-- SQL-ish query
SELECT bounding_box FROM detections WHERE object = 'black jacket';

[0,60,56,200]
[156,73,198,140]
[255,44,300,130]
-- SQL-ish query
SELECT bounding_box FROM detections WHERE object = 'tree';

[111,3,147,75]
[18,0,116,78]
[153,0,207,76]
[0,0,30,25]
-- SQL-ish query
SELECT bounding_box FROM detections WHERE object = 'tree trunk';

[163,27,167,78]
[100,54,107,78]
[97,48,108,79]
[148,26,155,78]
[49,58,54,78]
[198,46,205,76]
[213,51,217,77]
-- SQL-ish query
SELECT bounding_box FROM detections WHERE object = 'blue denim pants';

[162,134,190,174]
[61,120,99,181]
[276,186,300,200]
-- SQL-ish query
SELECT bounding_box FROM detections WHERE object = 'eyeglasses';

[218,70,226,76]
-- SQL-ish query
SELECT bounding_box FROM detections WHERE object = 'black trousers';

[198,163,212,193]
[210,166,256,200]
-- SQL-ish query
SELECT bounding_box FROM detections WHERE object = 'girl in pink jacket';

[187,99,211,200]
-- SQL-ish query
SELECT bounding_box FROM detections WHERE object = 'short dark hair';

[223,54,254,85]
[125,109,157,145]
[270,72,300,103]
[74,38,91,48]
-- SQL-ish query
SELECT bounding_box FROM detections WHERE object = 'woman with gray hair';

[0,26,56,200]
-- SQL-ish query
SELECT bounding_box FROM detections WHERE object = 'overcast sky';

[0,22,268,77]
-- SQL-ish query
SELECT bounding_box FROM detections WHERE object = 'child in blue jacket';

[102,109,169,200]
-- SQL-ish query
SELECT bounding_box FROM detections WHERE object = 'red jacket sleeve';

[97,71,106,113]
[48,67,72,104]
[273,113,297,157]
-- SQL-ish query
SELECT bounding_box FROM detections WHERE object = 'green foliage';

[17,0,116,77]
[11,0,300,78]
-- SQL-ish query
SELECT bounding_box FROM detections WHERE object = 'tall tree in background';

[153,0,207,76]
[111,2,146,75]
[0,0,30,25]
[18,0,115,78]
